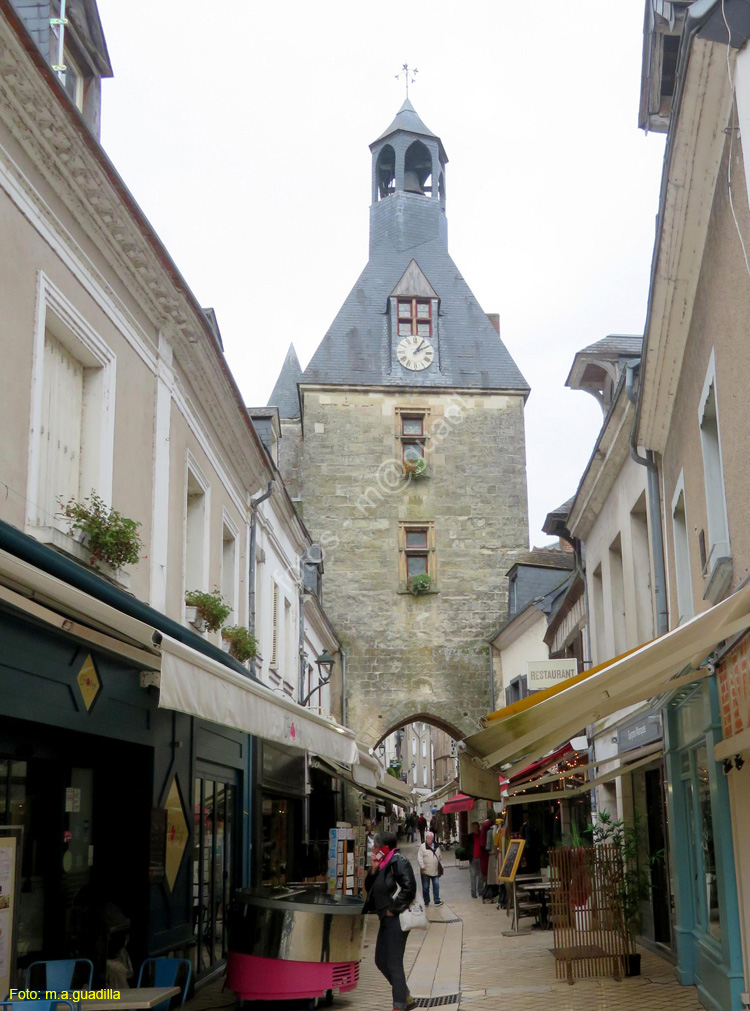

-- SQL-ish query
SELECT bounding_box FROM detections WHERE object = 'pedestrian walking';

[407,813,417,842]
[468,821,485,898]
[479,808,494,900]
[417,831,443,906]
[362,831,418,1011]
[417,813,427,843]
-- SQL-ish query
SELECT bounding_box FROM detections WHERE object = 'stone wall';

[295,387,530,745]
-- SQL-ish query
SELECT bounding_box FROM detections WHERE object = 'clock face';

[397,335,434,372]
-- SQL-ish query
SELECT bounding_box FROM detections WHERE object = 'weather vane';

[395,63,418,99]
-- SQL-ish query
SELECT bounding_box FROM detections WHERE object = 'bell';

[404,170,424,194]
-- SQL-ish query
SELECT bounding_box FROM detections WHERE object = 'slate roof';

[507,549,575,575]
[576,334,643,356]
[372,98,442,149]
[302,238,529,392]
[267,344,304,418]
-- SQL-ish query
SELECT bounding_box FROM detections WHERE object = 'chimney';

[487,313,500,335]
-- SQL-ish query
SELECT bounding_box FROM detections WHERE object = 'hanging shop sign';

[617,713,662,754]
[526,659,579,691]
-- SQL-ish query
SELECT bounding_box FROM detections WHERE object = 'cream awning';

[158,635,358,766]
[463,581,750,775]
[311,754,415,807]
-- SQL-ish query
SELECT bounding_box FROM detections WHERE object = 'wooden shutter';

[40,331,83,522]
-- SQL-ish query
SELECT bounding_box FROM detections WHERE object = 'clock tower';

[268,100,530,754]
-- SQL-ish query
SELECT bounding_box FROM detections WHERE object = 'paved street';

[187,842,703,1011]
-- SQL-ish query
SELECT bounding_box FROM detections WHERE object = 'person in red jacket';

[417,813,427,843]
[469,821,483,898]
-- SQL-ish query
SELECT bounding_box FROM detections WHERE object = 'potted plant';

[221,625,258,663]
[407,573,432,596]
[184,588,231,633]
[403,456,428,479]
[590,811,662,976]
[58,491,141,577]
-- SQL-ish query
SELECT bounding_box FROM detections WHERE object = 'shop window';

[412,738,417,756]
[192,777,235,977]
[422,740,427,758]
[398,522,436,588]
[680,743,721,942]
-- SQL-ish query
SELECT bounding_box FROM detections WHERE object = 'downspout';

[488,641,496,712]
[626,360,668,636]
[249,481,273,677]
[341,648,347,725]
[298,561,307,703]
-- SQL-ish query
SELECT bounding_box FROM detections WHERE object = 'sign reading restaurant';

[526,658,579,692]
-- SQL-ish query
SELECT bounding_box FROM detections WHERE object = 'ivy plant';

[59,491,141,569]
[185,588,232,632]
[221,625,259,663]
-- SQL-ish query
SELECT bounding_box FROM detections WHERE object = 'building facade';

[269,100,531,754]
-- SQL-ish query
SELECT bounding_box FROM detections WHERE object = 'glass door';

[192,777,235,977]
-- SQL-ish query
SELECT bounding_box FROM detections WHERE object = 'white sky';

[97,1,666,547]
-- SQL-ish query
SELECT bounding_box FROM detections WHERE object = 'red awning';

[442,793,475,814]
[509,742,574,785]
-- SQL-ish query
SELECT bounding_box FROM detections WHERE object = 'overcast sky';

[97,1,665,546]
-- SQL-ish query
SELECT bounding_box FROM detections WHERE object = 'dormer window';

[62,49,84,110]
[397,299,432,338]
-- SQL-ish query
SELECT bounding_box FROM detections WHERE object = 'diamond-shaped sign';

[76,655,101,711]
[164,779,189,891]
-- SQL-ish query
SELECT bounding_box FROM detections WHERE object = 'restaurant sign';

[526,658,578,691]
[617,713,662,754]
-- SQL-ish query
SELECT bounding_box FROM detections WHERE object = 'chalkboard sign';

[498,838,526,882]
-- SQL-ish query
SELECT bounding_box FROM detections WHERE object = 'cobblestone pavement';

[186,843,703,1011]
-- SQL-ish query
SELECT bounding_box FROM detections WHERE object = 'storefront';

[663,679,744,1011]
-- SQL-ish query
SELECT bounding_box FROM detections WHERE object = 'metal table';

[76,987,180,1010]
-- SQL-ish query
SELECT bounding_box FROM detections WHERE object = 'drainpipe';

[341,648,347,725]
[249,481,273,677]
[626,360,668,636]
[488,642,496,712]
[298,561,307,703]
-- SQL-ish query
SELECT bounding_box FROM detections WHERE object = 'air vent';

[411,995,460,1007]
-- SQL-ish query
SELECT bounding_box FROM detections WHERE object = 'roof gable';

[391,259,438,299]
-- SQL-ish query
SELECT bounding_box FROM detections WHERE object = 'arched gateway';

[269,100,530,751]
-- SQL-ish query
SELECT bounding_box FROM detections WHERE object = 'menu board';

[498,838,526,882]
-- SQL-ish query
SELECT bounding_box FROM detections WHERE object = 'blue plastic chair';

[136,957,192,1011]
[2,1003,73,1011]
[24,959,94,993]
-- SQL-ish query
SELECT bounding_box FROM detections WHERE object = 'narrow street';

[187,843,704,1011]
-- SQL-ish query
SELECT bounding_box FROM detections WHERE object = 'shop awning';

[462,581,750,775]
[158,635,358,765]
[310,754,414,806]
[508,742,575,785]
[442,793,475,814]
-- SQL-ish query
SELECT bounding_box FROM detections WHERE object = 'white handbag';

[393,881,429,931]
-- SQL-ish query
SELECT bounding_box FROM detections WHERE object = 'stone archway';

[352,695,482,752]
[374,710,465,750]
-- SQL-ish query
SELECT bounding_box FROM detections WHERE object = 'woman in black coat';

[362,830,417,1011]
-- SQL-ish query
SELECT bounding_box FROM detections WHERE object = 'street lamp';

[300,650,336,706]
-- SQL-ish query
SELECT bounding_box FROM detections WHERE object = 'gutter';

[0,519,258,681]
[627,361,669,636]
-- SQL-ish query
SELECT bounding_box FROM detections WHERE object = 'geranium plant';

[403,456,428,478]
[184,588,231,632]
[58,491,141,569]
[221,625,259,663]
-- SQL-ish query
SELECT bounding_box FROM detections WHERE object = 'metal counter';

[230,886,365,963]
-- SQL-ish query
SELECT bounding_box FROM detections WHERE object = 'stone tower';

[269,100,530,746]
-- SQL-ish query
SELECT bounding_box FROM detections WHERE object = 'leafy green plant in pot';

[221,625,258,663]
[407,573,432,596]
[58,491,142,571]
[184,588,231,632]
[403,455,428,479]
[590,810,662,976]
